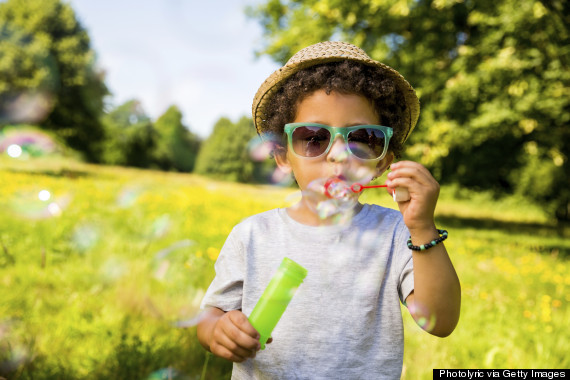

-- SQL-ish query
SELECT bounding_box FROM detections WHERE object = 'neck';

[286,199,363,226]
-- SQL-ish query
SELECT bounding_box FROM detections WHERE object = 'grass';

[0,156,568,379]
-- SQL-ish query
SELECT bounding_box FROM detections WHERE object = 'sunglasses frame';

[284,123,393,161]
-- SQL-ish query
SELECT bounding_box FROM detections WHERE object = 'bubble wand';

[324,177,410,202]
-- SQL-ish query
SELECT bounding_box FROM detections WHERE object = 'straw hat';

[252,41,420,144]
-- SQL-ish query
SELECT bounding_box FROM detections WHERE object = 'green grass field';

[1,157,568,379]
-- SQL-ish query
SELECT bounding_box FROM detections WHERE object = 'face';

[275,89,394,192]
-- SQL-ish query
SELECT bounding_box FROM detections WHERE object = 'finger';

[228,310,261,339]
[223,314,261,351]
[210,339,249,363]
[388,164,434,186]
[215,329,258,359]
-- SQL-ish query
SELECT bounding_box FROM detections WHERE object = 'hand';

[385,161,439,232]
[209,310,262,363]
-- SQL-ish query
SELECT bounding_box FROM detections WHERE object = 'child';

[197,41,461,378]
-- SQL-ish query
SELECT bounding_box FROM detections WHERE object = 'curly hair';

[262,60,408,158]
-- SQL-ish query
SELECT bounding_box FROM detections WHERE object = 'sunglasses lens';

[291,126,331,157]
[347,128,387,159]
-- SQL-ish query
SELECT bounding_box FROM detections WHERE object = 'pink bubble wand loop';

[324,177,410,202]
[349,183,387,193]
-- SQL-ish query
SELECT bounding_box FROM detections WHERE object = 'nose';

[326,135,349,163]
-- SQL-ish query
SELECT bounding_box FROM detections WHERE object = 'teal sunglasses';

[284,123,393,160]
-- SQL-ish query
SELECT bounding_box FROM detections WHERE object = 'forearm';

[408,226,461,337]
[196,307,225,351]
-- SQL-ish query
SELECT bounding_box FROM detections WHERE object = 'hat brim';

[252,41,420,144]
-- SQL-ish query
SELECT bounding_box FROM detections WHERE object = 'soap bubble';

[99,257,128,284]
[6,144,22,158]
[247,135,293,186]
[71,222,100,253]
[0,320,30,377]
[248,135,278,162]
[9,189,71,220]
[0,126,60,159]
[116,185,145,208]
[149,214,171,239]
[302,177,358,221]
[145,367,190,380]
[0,24,58,125]
[407,300,437,333]
[0,91,55,125]
[143,240,205,327]
[298,165,377,222]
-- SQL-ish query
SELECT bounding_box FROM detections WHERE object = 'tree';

[0,0,108,161]
[101,100,156,168]
[194,116,258,182]
[153,105,201,172]
[248,0,570,220]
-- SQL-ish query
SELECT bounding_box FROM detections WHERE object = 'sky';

[69,0,280,138]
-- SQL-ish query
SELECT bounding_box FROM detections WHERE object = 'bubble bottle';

[248,257,308,349]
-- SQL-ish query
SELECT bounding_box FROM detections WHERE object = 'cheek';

[346,160,379,182]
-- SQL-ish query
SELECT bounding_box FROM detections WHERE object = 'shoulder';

[231,208,283,236]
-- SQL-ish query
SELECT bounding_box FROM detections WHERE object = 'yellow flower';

[207,247,220,261]
[552,300,562,308]
[523,310,532,319]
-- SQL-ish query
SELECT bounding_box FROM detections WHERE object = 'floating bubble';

[99,257,128,284]
[38,190,51,201]
[0,126,60,158]
[6,144,22,158]
[407,300,437,332]
[247,134,281,162]
[0,91,55,125]
[9,189,70,220]
[152,240,194,280]
[270,166,294,187]
[0,24,58,125]
[302,177,358,221]
[0,320,30,377]
[143,240,204,327]
[149,214,171,239]
[145,367,190,380]
[71,223,100,253]
[296,164,381,223]
[116,185,144,208]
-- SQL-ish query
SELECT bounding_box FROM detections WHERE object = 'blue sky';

[68,0,280,138]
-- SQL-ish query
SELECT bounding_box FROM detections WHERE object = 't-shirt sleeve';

[395,218,414,304]
[200,229,244,311]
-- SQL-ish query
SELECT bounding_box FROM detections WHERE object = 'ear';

[375,152,394,177]
[273,146,292,174]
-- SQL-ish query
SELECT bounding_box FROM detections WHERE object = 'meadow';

[0,156,568,379]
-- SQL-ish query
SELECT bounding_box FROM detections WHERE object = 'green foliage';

[248,0,570,220]
[195,116,258,182]
[154,105,201,172]
[101,100,157,168]
[0,0,108,161]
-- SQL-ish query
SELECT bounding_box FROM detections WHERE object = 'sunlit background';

[0,0,568,379]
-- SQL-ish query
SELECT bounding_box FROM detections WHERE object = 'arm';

[386,161,461,337]
[197,307,262,362]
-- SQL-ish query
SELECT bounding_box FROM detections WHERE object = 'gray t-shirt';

[201,203,414,379]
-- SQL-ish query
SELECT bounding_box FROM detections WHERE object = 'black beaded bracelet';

[407,229,448,251]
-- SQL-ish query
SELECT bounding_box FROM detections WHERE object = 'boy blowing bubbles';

[197,41,461,378]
